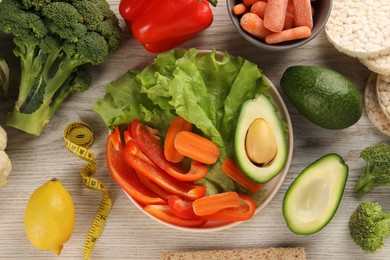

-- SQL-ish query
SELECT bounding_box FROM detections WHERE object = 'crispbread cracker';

[376,75,390,119]
[360,53,390,76]
[325,0,390,58]
[160,247,306,260]
[364,73,390,136]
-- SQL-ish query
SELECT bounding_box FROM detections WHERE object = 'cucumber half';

[283,153,348,235]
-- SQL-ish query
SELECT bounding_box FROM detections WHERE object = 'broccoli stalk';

[0,0,121,135]
[354,143,390,196]
[8,68,91,134]
[0,54,9,97]
[349,201,390,253]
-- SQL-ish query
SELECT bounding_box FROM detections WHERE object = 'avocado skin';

[280,66,363,130]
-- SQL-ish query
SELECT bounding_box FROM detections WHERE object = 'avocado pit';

[245,118,277,165]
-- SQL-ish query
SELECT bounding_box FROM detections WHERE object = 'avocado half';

[234,94,288,183]
[283,153,348,235]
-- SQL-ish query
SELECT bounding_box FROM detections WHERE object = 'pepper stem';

[206,0,218,7]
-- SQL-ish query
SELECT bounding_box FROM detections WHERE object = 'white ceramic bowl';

[124,51,294,232]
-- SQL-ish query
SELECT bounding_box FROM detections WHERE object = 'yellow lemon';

[24,178,75,254]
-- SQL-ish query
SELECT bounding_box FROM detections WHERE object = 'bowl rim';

[226,0,333,51]
[123,50,294,232]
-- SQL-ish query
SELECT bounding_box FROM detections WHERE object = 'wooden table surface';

[1,1,389,259]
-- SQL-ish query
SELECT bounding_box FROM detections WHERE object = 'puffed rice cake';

[376,74,390,120]
[360,54,390,76]
[364,73,390,136]
[325,0,390,58]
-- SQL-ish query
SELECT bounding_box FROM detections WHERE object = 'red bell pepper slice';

[123,140,206,200]
[200,194,256,222]
[130,119,208,182]
[136,171,171,200]
[123,127,133,144]
[144,204,207,227]
[167,195,198,219]
[106,127,166,205]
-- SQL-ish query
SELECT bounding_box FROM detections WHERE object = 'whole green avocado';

[280,66,363,130]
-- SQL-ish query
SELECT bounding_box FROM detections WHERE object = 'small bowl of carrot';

[227,0,333,50]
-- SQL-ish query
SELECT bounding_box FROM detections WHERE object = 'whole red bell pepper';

[119,0,218,53]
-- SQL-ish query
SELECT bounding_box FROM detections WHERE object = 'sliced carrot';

[201,194,256,222]
[192,192,240,216]
[164,116,193,163]
[222,158,262,193]
[243,0,259,6]
[250,1,267,19]
[263,0,289,32]
[240,12,271,39]
[174,131,219,164]
[233,3,247,15]
[265,25,311,44]
[293,0,313,29]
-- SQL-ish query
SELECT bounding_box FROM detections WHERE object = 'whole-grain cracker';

[160,247,307,260]
[364,73,390,136]
[325,0,390,59]
[360,53,390,76]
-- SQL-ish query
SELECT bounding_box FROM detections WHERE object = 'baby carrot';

[265,26,311,44]
[263,0,289,32]
[222,158,262,193]
[174,131,219,164]
[240,12,271,39]
[293,0,313,29]
[250,0,267,19]
[192,192,240,216]
[284,12,295,30]
[287,0,294,15]
[233,3,247,15]
[243,0,259,6]
[164,116,192,163]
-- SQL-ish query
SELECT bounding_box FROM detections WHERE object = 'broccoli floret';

[0,0,122,135]
[349,201,390,253]
[354,143,390,196]
[22,0,53,10]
